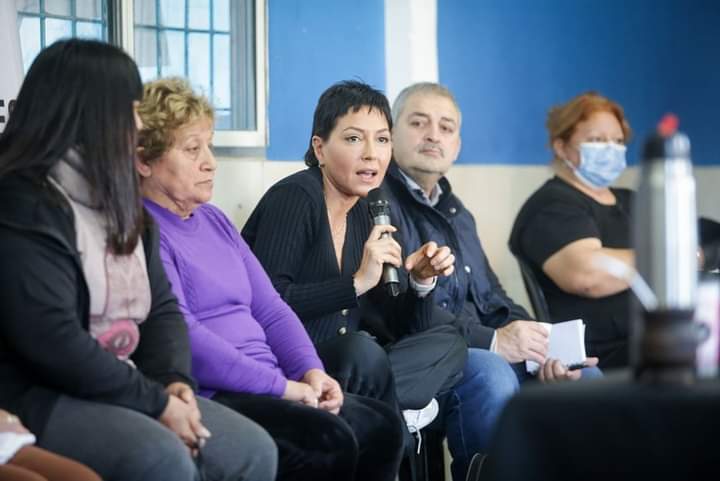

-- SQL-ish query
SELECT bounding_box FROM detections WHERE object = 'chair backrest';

[514,255,552,323]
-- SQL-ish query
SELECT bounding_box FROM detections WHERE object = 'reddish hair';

[546,91,632,147]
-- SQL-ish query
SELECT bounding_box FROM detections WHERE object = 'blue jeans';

[578,365,604,379]
[440,348,519,481]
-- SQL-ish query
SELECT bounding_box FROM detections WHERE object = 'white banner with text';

[0,5,24,132]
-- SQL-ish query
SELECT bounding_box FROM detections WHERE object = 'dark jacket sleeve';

[0,224,169,418]
[243,183,360,321]
[454,314,497,349]
[451,250,531,346]
[362,274,436,341]
[484,250,532,325]
[131,218,196,391]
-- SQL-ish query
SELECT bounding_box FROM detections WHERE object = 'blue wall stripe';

[438,0,720,166]
[267,0,386,161]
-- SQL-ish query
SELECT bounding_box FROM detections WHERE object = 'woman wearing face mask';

[509,91,633,369]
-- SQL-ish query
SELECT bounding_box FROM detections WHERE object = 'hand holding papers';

[526,319,587,374]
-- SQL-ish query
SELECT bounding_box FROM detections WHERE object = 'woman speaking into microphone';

[242,81,464,424]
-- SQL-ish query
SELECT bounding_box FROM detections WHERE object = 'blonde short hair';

[137,77,214,163]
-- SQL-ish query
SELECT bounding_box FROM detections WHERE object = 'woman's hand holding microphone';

[354,225,455,296]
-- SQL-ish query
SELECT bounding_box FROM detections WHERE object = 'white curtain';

[0,2,24,132]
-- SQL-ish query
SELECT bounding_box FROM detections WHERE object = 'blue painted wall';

[438,0,720,165]
[267,0,386,160]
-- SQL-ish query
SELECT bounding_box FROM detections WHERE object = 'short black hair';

[304,80,392,167]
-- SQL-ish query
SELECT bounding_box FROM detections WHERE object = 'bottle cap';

[642,114,691,162]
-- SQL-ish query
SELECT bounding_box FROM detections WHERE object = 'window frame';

[110,0,268,148]
[16,0,109,71]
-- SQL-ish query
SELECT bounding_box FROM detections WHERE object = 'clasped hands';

[282,369,344,415]
[160,382,210,457]
[354,225,455,296]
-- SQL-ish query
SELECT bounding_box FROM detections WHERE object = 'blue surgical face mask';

[564,142,627,189]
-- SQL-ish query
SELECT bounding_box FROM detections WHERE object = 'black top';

[242,167,433,345]
[0,173,193,437]
[509,176,633,367]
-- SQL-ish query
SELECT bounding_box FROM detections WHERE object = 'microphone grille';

[367,188,391,217]
[367,187,383,204]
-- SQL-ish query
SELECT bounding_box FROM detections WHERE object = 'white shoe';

[402,398,439,434]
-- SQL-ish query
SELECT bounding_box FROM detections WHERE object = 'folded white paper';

[526,319,587,374]
[0,432,35,464]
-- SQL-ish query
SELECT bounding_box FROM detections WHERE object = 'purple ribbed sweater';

[144,199,324,398]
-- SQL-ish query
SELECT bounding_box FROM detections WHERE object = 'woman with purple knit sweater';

[136,78,404,481]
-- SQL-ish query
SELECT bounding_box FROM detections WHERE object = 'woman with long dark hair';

[0,39,276,481]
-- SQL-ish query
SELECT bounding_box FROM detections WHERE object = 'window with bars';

[14,0,266,147]
[16,0,107,72]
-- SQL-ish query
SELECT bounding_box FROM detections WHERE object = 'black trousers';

[314,330,465,481]
[316,328,466,410]
[212,391,404,481]
[315,332,399,407]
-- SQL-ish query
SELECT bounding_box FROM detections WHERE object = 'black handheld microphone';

[367,187,400,297]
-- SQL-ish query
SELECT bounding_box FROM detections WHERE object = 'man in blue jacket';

[386,82,602,374]
[386,83,603,478]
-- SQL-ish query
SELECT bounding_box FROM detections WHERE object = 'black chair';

[514,255,552,323]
